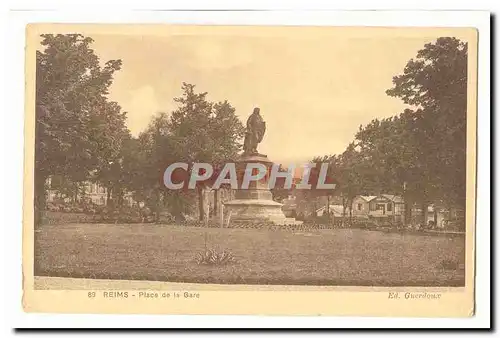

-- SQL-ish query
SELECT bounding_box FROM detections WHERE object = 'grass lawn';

[34,223,466,286]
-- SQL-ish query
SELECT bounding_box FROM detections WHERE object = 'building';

[83,181,108,205]
[351,194,464,229]
[45,176,135,207]
[352,194,405,222]
[46,178,108,205]
[411,204,464,229]
[351,195,376,218]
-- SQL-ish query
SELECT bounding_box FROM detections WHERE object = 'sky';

[38,25,474,165]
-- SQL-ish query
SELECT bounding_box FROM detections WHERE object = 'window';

[357,203,362,211]
[387,203,392,212]
[376,204,386,214]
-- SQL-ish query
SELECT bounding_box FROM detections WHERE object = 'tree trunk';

[213,189,218,217]
[116,188,123,207]
[34,173,47,227]
[106,187,111,207]
[444,200,452,229]
[326,195,330,220]
[404,196,412,227]
[198,187,205,222]
[74,184,78,204]
[349,198,353,224]
[171,191,184,223]
[422,201,429,228]
[154,188,161,223]
[342,196,347,226]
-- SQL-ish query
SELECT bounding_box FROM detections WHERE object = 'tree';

[353,112,425,225]
[92,100,131,207]
[304,38,467,227]
[128,112,187,222]
[386,37,468,215]
[270,164,292,202]
[168,83,244,222]
[35,34,123,224]
[126,84,244,223]
[336,147,366,224]
[292,156,339,221]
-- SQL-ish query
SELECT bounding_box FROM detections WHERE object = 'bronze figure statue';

[243,107,266,155]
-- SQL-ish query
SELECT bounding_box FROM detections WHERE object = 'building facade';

[45,176,134,207]
[352,194,405,222]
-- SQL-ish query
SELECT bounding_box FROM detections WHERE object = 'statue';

[243,107,266,155]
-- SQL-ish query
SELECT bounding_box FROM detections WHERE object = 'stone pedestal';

[223,154,288,225]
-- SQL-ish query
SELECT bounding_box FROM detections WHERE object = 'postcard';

[22,23,478,317]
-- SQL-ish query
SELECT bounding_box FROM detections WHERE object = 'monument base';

[223,199,288,225]
[222,153,301,226]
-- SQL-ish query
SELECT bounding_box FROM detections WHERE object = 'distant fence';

[41,211,155,225]
[40,212,466,237]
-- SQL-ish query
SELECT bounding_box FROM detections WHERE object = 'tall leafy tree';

[130,112,185,222]
[292,156,339,221]
[292,37,467,226]
[354,111,429,224]
[125,84,244,223]
[92,100,131,206]
[168,83,244,221]
[386,37,468,212]
[35,34,123,224]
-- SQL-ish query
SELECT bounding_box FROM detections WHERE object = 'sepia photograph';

[21,22,479,317]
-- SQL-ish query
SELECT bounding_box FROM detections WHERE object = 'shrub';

[445,218,465,232]
[185,220,222,228]
[436,259,459,271]
[43,211,95,224]
[350,220,377,229]
[46,202,60,212]
[195,248,236,265]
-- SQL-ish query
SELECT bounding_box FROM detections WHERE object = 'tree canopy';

[35,34,128,222]
[35,34,468,227]
[317,37,468,221]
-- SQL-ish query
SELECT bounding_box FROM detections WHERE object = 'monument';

[223,107,294,225]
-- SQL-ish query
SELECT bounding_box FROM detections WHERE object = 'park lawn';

[34,223,466,286]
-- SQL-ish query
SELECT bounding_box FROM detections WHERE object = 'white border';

[2,8,490,330]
